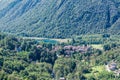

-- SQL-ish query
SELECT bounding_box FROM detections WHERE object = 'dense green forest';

[0,0,120,38]
[0,33,120,80]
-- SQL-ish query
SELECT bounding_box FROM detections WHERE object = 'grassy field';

[0,48,2,51]
[84,65,105,78]
[91,44,103,50]
[92,66,105,72]
[51,38,71,43]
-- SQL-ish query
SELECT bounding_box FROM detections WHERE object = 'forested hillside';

[0,0,120,38]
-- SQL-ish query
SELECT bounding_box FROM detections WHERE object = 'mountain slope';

[0,0,120,38]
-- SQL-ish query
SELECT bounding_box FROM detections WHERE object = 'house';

[106,61,117,72]
[52,46,62,52]
[114,69,120,76]
[108,62,117,71]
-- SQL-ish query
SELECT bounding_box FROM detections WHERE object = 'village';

[52,45,91,57]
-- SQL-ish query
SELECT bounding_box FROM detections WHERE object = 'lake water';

[39,39,59,44]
